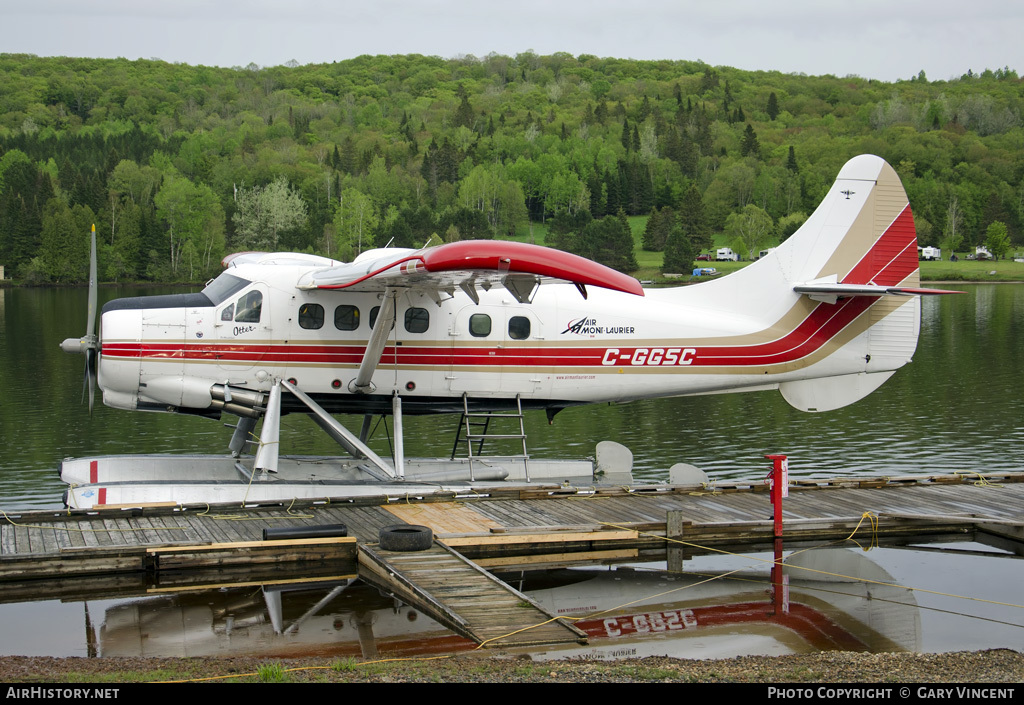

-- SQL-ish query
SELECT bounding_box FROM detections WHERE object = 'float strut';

[392,392,405,479]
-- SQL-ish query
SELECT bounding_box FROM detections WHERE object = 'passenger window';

[298,303,324,330]
[469,313,491,337]
[234,291,262,323]
[334,305,359,331]
[369,305,395,330]
[220,303,234,322]
[508,316,530,340]
[405,307,429,334]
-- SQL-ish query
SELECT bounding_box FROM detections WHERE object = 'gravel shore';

[1,650,1021,683]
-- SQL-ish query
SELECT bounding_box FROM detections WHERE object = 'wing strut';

[350,287,398,394]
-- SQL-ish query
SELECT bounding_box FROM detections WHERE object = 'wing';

[296,240,644,303]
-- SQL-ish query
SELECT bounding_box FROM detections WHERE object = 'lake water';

[0,284,1022,659]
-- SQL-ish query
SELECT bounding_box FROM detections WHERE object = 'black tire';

[378,524,433,552]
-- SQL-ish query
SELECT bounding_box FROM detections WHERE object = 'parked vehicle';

[918,246,941,261]
[716,248,739,262]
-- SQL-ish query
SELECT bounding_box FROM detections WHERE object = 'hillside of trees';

[0,52,1020,284]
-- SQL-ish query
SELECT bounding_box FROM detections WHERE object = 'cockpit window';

[202,273,251,306]
[234,290,262,323]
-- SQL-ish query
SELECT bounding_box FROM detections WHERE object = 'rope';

[0,509,186,535]
[955,470,1003,487]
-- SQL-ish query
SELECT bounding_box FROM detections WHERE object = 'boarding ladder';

[452,393,530,482]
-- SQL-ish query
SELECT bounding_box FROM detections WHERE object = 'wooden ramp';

[358,541,587,648]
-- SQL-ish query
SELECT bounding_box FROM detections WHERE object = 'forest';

[0,52,1020,284]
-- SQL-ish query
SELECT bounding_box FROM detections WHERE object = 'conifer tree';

[679,184,711,251]
[740,124,760,158]
[662,225,695,275]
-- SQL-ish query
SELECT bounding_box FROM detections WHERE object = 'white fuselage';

[96,256,912,417]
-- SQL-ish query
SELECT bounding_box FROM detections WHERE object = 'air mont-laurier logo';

[561,317,635,336]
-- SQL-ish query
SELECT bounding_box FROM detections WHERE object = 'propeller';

[60,224,100,412]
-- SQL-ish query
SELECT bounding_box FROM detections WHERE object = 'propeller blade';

[86,224,97,341]
[67,224,101,412]
[86,347,97,413]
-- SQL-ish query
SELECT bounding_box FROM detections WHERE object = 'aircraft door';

[213,284,271,376]
[447,305,544,396]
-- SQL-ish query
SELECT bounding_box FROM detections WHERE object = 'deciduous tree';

[232,176,307,251]
[725,204,774,260]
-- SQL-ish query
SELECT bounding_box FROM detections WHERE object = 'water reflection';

[1,544,1020,659]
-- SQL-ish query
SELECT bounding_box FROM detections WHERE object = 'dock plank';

[384,502,502,535]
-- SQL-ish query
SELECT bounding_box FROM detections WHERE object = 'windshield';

[202,273,251,306]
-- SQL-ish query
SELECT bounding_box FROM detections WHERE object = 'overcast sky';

[4,0,1020,83]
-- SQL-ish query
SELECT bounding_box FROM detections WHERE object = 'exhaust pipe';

[211,384,266,418]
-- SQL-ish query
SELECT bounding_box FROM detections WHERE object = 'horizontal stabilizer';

[794,280,963,304]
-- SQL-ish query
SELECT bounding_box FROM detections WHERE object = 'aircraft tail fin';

[682,155,955,412]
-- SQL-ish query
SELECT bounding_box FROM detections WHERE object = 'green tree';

[576,214,637,273]
[767,92,780,120]
[333,188,379,259]
[942,194,965,255]
[740,124,760,158]
[458,165,527,237]
[984,221,1011,259]
[778,212,808,242]
[786,146,799,173]
[453,93,475,129]
[641,206,675,251]
[39,200,93,282]
[547,209,593,252]
[678,184,711,251]
[154,175,225,278]
[725,204,775,260]
[662,225,695,275]
[232,176,308,251]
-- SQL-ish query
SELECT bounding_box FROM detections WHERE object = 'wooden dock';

[2,472,1022,648]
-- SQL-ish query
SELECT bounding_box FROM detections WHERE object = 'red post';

[764,454,788,538]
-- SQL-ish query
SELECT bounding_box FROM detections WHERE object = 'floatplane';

[59,155,957,509]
